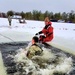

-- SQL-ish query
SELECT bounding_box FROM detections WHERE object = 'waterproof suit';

[38,22,54,42]
[27,43,43,59]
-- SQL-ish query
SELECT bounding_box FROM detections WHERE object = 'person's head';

[44,17,50,25]
[32,36,39,44]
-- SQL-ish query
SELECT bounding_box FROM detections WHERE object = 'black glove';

[35,33,39,35]
[35,31,42,35]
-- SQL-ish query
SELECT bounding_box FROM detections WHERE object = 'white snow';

[0,18,75,55]
[49,22,75,55]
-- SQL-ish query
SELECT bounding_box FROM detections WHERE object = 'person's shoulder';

[30,44,37,49]
[31,43,43,48]
[31,43,40,48]
[31,45,36,48]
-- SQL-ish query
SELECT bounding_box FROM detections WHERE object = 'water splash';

[13,46,73,75]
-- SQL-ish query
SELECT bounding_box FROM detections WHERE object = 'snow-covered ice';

[0,17,75,75]
[0,18,75,55]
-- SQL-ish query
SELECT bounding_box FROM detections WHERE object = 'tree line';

[0,10,75,23]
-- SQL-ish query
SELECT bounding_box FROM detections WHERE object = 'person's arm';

[35,31,43,35]
[35,25,48,35]
[44,25,50,29]
[26,46,35,58]
[26,51,30,57]
[35,22,51,35]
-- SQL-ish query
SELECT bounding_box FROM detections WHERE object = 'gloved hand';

[35,33,39,35]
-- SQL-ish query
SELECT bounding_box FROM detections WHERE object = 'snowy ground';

[0,18,75,55]
[0,18,75,75]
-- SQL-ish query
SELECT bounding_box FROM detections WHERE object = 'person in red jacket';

[36,17,54,43]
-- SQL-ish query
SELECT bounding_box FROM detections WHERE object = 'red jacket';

[39,22,54,42]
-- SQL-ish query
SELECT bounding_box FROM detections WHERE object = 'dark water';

[0,42,75,75]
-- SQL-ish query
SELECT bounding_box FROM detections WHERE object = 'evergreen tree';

[20,11,25,19]
[7,10,14,16]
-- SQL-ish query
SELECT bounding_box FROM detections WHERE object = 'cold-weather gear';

[27,43,43,59]
[38,21,53,42]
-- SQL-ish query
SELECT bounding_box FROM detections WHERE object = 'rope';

[0,33,22,49]
[0,33,15,42]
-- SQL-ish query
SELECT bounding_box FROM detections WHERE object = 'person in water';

[26,36,43,59]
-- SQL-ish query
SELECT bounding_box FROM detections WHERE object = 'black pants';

[9,21,11,26]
